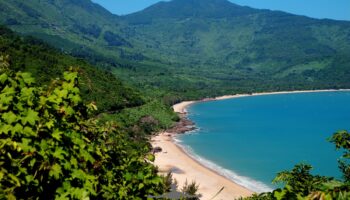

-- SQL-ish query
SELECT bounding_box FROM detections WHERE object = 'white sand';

[152,89,350,199]
[152,133,253,199]
[173,101,195,113]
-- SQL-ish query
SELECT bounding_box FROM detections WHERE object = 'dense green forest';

[1,0,350,100]
[1,0,350,199]
[0,25,178,131]
[0,26,143,113]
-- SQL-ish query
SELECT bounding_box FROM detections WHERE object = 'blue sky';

[91,0,350,21]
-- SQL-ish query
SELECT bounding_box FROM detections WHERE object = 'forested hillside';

[0,26,143,113]
[0,25,183,199]
[1,0,350,199]
[0,25,178,131]
[1,0,350,99]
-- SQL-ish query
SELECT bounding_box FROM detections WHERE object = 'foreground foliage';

[243,131,350,200]
[0,60,165,199]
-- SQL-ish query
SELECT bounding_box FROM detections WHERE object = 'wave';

[173,137,273,193]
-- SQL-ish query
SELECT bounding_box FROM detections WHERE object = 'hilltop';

[1,0,350,99]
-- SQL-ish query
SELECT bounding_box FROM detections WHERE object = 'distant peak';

[125,0,258,21]
[164,0,235,7]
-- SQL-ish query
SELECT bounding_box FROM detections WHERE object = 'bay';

[177,91,350,192]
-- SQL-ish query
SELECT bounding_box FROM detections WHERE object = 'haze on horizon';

[92,0,350,21]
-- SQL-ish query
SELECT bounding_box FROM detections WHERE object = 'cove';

[176,91,350,192]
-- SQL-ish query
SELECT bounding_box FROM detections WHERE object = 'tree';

[0,57,164,199]
[242,130,350,200]
[330,131,350,182]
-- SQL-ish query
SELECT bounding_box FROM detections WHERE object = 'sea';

[175,91,350,192]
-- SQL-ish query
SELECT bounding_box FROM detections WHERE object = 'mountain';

[0,25,143,112]
[1,0,350,98]
[123,0,350,74]
[126,0,259,21]
[0,0,135,67]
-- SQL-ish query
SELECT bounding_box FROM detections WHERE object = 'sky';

[91,0,350,21]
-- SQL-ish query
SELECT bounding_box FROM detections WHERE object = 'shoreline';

[174,89,350,113]
[152,89,350,199]
[152,133,254,199]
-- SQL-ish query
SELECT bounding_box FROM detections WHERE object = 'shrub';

[0,58,164,199]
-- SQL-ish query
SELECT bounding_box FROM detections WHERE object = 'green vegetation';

[242,131,350,200]
[0,24,179,136]
[100,100,178,130]
[0,25,143,113]
[1,0,350,99]
[0,26,195,199]
[1,0,350,199]
[0,60,166,199]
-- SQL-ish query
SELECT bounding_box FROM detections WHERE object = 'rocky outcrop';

[167,113,196,134]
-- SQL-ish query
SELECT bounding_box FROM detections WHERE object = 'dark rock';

[152,146,162,153]
[166,115,196,134]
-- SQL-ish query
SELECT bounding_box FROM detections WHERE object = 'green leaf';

[8,173,21,186]
[63,72,78,82]
[25,175,35,183]
[2,111,17,124]
[20,87,35,105]
[52,129,63,141]
[0,93,13,105]
[1,85,15,95]
[147,154,155,162]
[54,88,68,99]
[137,172,144,180]
[53,147,67,160]
[21,108,39,126]
[63,161,71,170]
[7,194,16,200]
[29,158,36,167]
[23,126,36,137]
[19,138,34,153]
[68,94,81,104]
[49,164,62,180]
[80,149,95,163]
[20,72,35,85]
[70,158,78,168]
[0,73,8,84]
[274,189,287,200]
[0,124,12,135]
[12,123,23,135]
[62,82,74,90]
[65,106,75,116]
[124,173,132,181]
[45,120,55,130]
[71,169,86,181]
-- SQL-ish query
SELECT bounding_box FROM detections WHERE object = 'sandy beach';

[152,89,350,199]
[152,133,253,199]
[173,101,196,113]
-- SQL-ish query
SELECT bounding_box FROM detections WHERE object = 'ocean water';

[176,91,350,192]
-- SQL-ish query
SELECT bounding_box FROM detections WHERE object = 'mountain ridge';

[125,0,260,22]
[1,0,350,98]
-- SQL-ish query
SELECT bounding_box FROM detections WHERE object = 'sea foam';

[174,136,273,193]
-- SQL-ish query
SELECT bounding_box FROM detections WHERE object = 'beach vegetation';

[181,180,200,200]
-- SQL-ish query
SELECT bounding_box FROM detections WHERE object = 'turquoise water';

[176,91,350,192]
